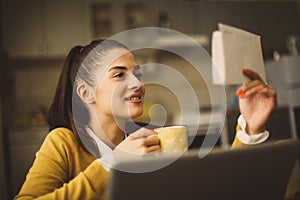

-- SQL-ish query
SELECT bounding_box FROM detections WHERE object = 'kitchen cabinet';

[8,126,48,198]
[1,0,91,58]
[89,0,196,39]
[0,99,8,200]
[1,0,43,57]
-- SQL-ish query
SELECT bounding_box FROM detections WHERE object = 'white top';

[236,115,269,145]
[86,126,118,171]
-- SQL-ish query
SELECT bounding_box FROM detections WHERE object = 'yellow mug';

[155,125,188,155]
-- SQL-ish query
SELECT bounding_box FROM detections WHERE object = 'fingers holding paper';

[238,68,276,100]
[235,68,277,135]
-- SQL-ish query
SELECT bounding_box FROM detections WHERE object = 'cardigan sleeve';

[231,115,269,148]
[14,128,109,200]
[231,124,247,148]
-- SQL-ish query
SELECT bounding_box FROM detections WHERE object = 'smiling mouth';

[129,96,140,100]
[125,95,142,102]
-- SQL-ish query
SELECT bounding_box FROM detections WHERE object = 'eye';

[113,72,126,80]
[134,72,143,80]
[133,65,143,80]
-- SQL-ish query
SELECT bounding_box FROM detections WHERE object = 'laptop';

[107,139,299,200]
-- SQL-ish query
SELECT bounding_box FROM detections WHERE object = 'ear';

[77,83,95,104]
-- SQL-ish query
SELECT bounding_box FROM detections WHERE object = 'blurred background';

[1,0,300,199]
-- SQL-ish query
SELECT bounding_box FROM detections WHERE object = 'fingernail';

[255,88,262,92]
[243,68,251,73]
[239,93,246,98]
[235,88,243,95]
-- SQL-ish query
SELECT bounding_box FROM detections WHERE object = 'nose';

[127,73,144,90]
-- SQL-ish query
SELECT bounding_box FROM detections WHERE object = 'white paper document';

[212,23,266,85]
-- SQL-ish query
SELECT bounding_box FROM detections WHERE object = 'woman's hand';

[113,128,161,162]
[235,69,277,135]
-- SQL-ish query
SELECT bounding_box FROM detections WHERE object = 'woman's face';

[94,48,145,120]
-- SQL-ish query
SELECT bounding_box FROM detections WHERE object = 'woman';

[15,39,276,199]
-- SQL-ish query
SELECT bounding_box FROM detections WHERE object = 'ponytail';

[47,39,105,132]
[47,46,84,132]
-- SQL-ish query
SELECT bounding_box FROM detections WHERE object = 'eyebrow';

[108,66,127,71]
[108,65,141,72]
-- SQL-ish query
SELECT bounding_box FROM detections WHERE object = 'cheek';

[111,82,128,100]
[141,86,146,96]
[94,84,113,109]
[96,83,127,109]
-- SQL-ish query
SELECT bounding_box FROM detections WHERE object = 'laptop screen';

[107,139,298,200]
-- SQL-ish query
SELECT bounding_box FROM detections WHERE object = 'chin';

[129,109,143,118]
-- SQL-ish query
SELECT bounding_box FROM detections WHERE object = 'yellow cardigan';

[15,128,108,200]
[15,127,245,200]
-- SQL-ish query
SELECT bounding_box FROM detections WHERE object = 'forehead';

[103,48,136,70]
[92,48,137,82]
